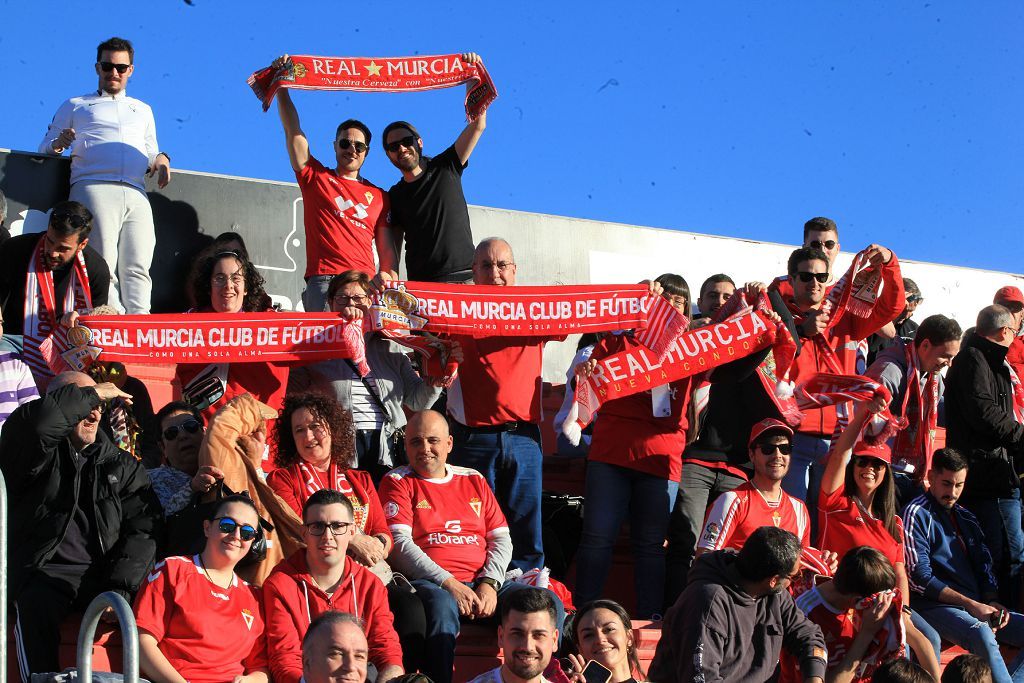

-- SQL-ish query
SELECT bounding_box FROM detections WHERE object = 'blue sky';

[2,1,1021,273]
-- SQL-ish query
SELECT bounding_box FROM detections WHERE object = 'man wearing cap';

[994,286,1024,382]
[945,304,1024,608]
[380,53,486,284]
[696,419,812,555]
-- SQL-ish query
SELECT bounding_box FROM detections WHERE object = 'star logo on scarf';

[365,61,382,77]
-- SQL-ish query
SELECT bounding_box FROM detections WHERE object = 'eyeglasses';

[51,212,88,229]
[215,517,258,542]
[337,138,368,154]
[756,443,793,456]
[906,295,924,304]
[99,61,131,74]
[854,456,886,469]
[304,521,355,536]
[163,419,202,441]
[212,272,245,288]
[795,271,829,284]
[809,240,837,251]
[478,260,515,272]
[385,135,418,154]
[332,294,369,304]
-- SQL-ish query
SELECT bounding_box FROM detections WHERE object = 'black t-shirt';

[387,145,475,281]
[44,449,97,571]
[0,232,110,334]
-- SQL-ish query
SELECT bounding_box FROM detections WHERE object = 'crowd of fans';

[2,35,1024,683]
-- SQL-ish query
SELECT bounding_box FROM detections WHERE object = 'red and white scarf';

[297,461,368,532]
[1007,360,1024,424]
[890,344,940,477]
[23,237,92,383]
[851,589,906,679]
[793,372,906,445]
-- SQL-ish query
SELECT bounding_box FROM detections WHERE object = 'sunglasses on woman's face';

[854,456,886,470]
[215,517,258,542]
[162,419,202,441]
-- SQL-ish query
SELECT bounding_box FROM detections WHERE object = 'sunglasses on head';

[795,271,830,284]
[809,239,837,251]
[854,456,886,469]
[216,517,258,542]
[385,135,417,154]
[337,138,368,154]
[99,61,131,74]
[51,212,88,229]
[163,419,202,441]
[756,443,793,456]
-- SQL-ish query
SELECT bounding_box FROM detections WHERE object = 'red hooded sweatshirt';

[262,550,402,683]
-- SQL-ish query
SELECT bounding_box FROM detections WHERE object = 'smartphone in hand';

[581,660,612,683]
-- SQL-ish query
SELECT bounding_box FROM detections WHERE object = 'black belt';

[453,420,533,434]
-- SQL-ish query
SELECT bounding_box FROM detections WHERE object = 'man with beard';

[0,201,109,382]
[690,273,736,328]
[903,449,1024,682]
[272,55,396,312]
[651,527,827,683]
[467,587,560,683]
[803,216,842,275]
[263,489,404,683]
[380,53,487,284]
[696,419,812,554]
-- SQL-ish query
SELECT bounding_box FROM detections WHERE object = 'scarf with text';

[370,281,687,355]
[50,313,368,372]
[298,461,369,532]
[248,54,497,121]
[24,238,92,383]
[562,308,777,443]
[890,343,940,478]
[794,373,907,445]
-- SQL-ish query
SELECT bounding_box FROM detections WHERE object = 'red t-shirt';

[134,555,267,683]
[818,486,905,567]
[379,464,508,582]
[297,156,389,278]
[447,335,553,426]
[697,481,811,552]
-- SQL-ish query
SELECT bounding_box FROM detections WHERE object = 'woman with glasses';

[819,398,942,680]
[134,494,269,683]
[289,270,450,483]
[176,247,288,438]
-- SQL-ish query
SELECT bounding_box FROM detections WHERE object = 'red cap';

[748,418,794,447]
[994,286,1024,306]
[852,440,892,464]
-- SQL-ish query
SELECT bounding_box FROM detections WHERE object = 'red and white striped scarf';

[23,238,92,383]
[1007,360,1024,424]
[890,344,940,478]
[852,589,906,679]
[297,461,368,531]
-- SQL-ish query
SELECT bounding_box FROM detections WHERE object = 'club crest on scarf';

[371,284,430,331]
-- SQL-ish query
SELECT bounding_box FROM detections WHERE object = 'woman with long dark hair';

[567,599,644,683]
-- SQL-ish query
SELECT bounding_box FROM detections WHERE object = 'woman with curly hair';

[176,248,288,428]
[267,391,392,567]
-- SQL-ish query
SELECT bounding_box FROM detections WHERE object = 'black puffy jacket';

[945,334,1024,500]
[0,384,162,598]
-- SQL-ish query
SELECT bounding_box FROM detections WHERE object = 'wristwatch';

[475,576,501,591]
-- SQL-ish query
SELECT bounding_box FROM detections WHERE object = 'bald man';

[1,371,162,680]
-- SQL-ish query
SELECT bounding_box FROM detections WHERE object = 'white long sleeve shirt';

[39,90,160,190]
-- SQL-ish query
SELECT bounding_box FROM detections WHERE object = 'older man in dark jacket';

[945,304,1024,608]
[0,371,162,681]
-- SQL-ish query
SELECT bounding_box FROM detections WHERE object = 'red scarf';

[377,329,459,388]
[297,462,368,532]
[248,54,496,121]
[793,372,906,445]
[890,344,940,478]
[23,237,92,383]
[851,589,906,679]
[1007,360,1024,424]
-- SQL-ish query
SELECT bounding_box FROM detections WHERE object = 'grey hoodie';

[649,550,827,683]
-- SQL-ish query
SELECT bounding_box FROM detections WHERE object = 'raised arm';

[273,57,310,172]
[820,398,886,497]
[453,52,487,166]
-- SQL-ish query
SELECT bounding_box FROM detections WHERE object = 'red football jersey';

[133,555,267,683]
[447,335,551,427]
[818,487,905,567]
[697,482,811,552]
[379,464,508,582]
[297,156,389,278]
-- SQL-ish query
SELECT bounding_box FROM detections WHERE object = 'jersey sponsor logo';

[241,608,255,631]
[416,499,432,510]
[384,501,399,518]
[469,498,482,517]
[210,591,230,601]
[702,522,720,544]
[334,196,370,222]
[427,532,480,546]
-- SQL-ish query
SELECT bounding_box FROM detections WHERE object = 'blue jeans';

[782,433,830,537]
[448,421,545,572]
[574,460,679,619]
[916,605,1024,683]
[410,578,566,683]
[301,274,335,312]
[967,490,1024,609]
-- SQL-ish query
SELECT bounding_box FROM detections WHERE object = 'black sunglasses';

[795,271,830,284]
[216,517,258,542]
[51,212,88,229]
[385,135,417,154]
[337,138,368,154]
[809,239,837,251]
[756,443,793,456]
[99,61,131,74]
[163,419,202,441]
[854,456,886,469]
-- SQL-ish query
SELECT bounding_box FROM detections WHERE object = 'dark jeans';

[966,489,1024,609]
[448,421,545,572]
[354,428,393,486]
[386,581,427,674]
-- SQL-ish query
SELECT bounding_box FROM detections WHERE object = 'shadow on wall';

[150,192,213,313]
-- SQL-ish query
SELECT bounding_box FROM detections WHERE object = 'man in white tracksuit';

[39,36,170,314]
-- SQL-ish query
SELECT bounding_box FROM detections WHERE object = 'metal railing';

[1,469,8,683]
[76,592,139,683]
